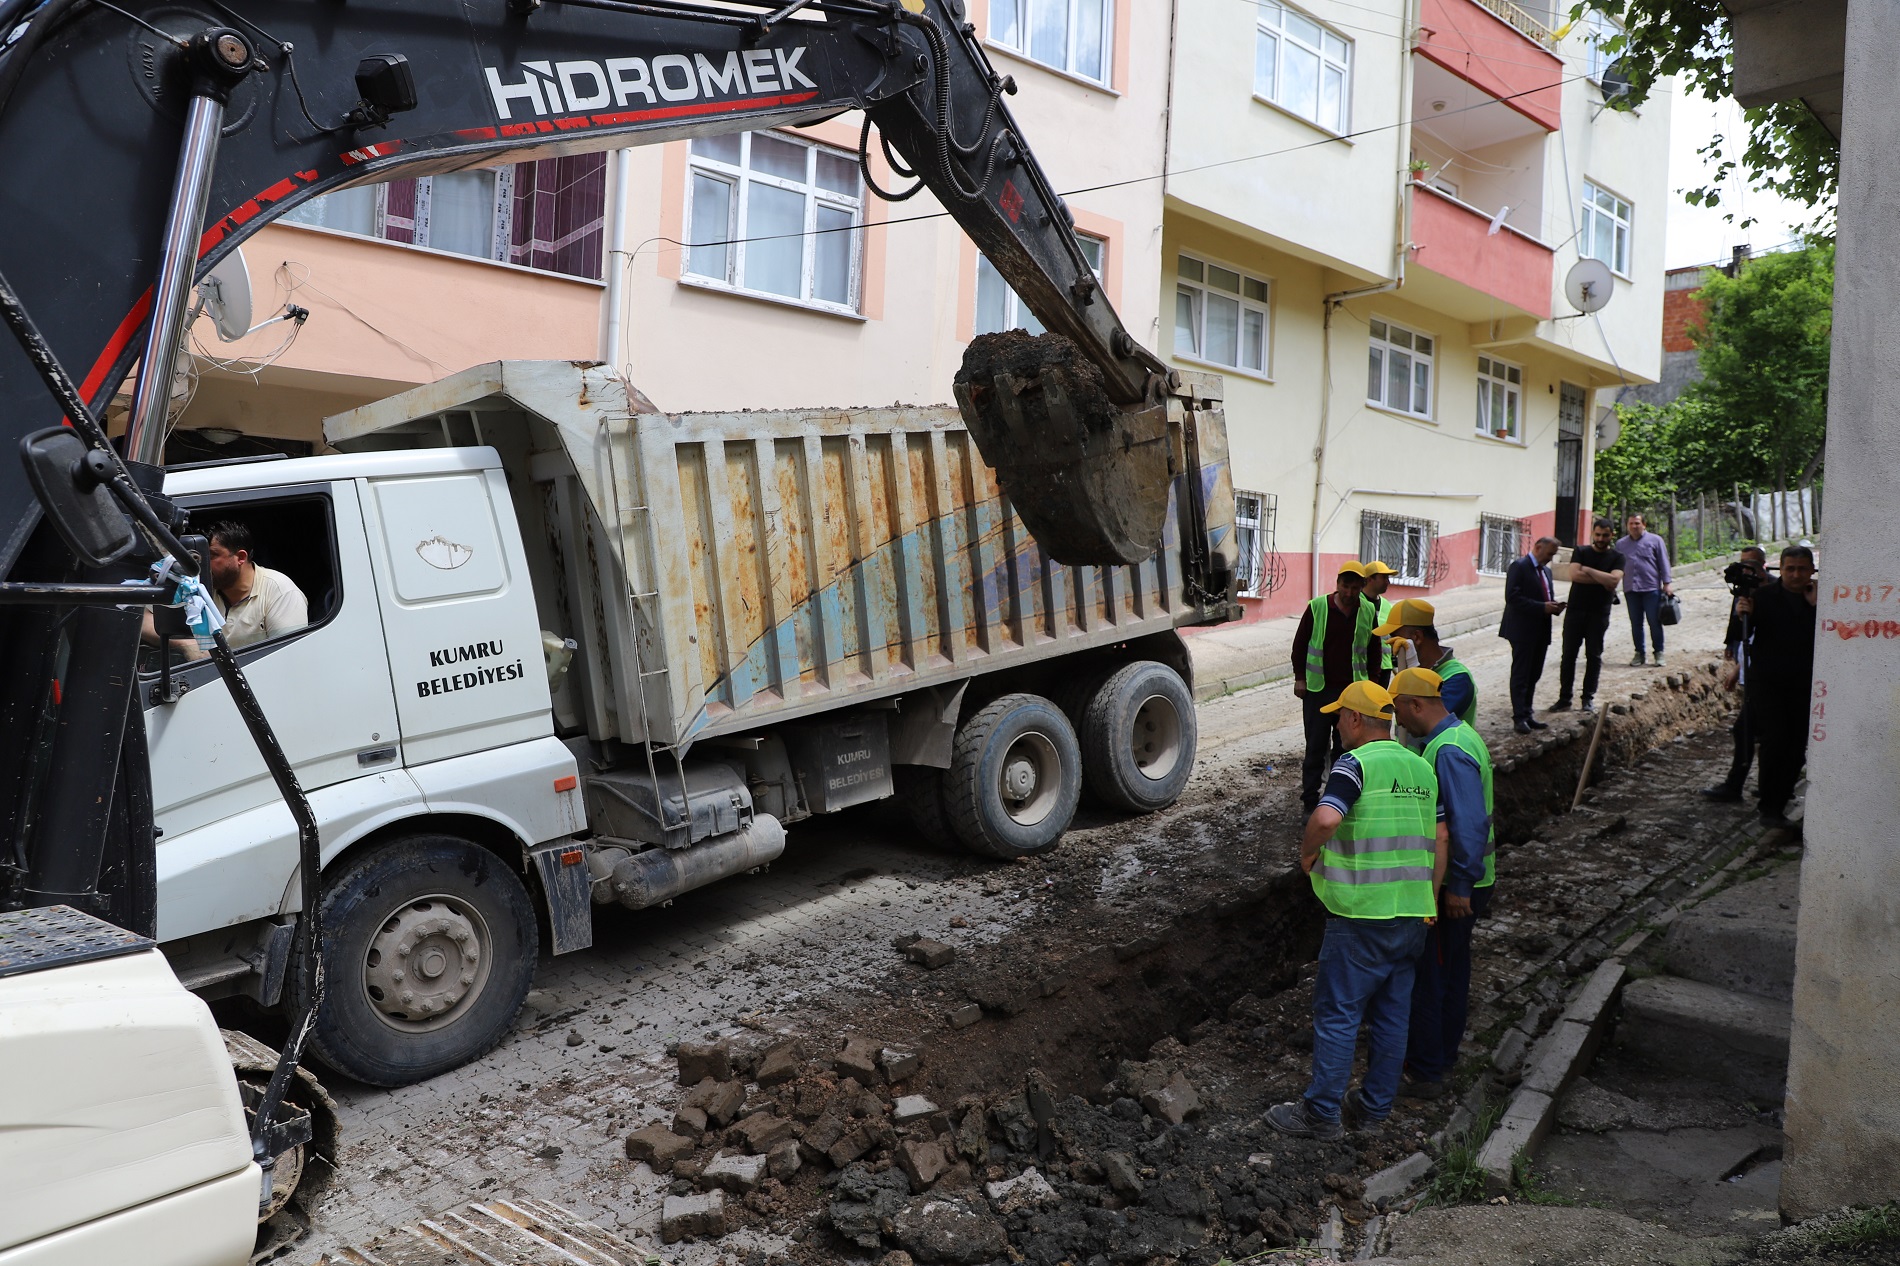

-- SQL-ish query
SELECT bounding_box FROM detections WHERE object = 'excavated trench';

[746,664,1741,1264]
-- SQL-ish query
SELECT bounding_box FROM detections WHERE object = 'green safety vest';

[1377,597,1394,670]
[1304,595,1378,693]
[1422,721,1496,889]
[1311,740,1439,920]
[1437,654,1477,728]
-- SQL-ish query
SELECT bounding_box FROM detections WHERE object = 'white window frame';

[1254,0,1353,135]
[1362,512,1432,587]
[281,169,519,266]
[987,0,1114,86]
[975,234,1105,337]
[1476,354,1524,442]
[1583,10,1620,85]
[1477,513,1526,576]
[683,130,865,315]
[1234,489,1270,598]
[1366,316,1434,420]
[1581,180,1632,277]
[1174,253,1272,378]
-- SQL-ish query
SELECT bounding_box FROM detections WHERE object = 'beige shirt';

[216,564,309,649]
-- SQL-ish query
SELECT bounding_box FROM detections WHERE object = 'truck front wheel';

[288,834,538,1087]
[944,693,1081,859]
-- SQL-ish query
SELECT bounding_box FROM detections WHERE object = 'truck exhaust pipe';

[599,816,787,911]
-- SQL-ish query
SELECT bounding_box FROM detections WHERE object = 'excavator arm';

[0,0,1173,575]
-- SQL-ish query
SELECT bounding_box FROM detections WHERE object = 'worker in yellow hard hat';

[1360,560,1399,672]
[1293,561,1388,815]
[1267,679,1445,1140]
[1388,668,1495,1101]
[1375,598,1476,729]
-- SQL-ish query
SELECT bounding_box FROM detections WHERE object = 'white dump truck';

[146,361,1238,1086]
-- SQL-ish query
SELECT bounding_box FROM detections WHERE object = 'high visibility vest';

[1304,595,1378,693]
[1310,740,1439,919]
[1437,655,1477,727]
[1423,721,1496,889]
[1377,597,1394,670]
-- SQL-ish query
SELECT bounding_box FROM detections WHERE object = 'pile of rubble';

[626,1020,1430,1265]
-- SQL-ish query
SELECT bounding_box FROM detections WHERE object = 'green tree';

[1680,242,1833,495]
[1577,2,1838,234]
[1592,401,1678,515]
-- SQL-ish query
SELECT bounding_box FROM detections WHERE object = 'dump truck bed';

[326,361,1235,749]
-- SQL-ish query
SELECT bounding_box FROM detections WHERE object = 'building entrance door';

[1556,382,1586,546]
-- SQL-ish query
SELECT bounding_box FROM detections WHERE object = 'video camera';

[1724,558,1767,597]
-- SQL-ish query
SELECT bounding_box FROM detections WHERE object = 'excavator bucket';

[954,332,1174,567]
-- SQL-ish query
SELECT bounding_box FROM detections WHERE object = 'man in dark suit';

[1500,536,1564,734]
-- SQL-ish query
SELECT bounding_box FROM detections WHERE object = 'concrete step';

[315,1197,667,1265]
[1617,975,1791,1102]
[1662,865,1799,1001]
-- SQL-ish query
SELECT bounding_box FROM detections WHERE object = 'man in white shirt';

[206,520,308,649]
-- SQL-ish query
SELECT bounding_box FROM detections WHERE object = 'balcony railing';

[1469,0,1560,45]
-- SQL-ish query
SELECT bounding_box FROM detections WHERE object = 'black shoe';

[1514,720,1533,734]
[1701,785,1744,802]
[1265,1100,1344,1141]
[1760,809,1799,831]
[1526,718,1550,730]
[1344,1087,1390,1132]
[1548,699,1573,712]
[1582,700,1596,712]
[1399,1071,1448,1101]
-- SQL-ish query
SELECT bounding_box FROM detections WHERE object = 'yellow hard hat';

[1361,560,1398,576]
[1336,560,1370,577]
[1374,598,1437,637]
[1319,680,1395,717]
[1389,667,1443,697]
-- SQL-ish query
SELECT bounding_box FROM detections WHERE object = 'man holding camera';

[1738,545,1818,828]
[1704,546,1769,802]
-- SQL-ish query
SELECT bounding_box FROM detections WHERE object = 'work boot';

[1653,652,1667,667]
[1265,1100,1344,1141]
[1344,1087,1389,1134]
[1548,698,1573,712]
[1701,784,1744,802]
[1628,653,1647,667]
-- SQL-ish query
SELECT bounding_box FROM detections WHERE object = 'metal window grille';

[1234,491,1285,598]
[1360,510,1440,587]
[1478,513,1532,575]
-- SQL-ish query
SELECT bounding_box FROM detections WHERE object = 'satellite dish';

[197,249,253,342]
[1595,405,1621,451]
[1598,58,1634,106]
[1566,257,1615,315]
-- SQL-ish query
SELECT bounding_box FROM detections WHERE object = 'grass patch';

[1510,1154,1580,1206]
[1423,1099,1506,1206]
[1811,1203,1900,1252]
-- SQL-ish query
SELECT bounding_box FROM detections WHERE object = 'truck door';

[361,465,554,766]
[144,482,405,938]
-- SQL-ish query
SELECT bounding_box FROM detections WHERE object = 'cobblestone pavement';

[297,569,1748,1263]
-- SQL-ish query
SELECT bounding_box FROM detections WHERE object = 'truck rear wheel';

[1080,660,1196,812]
[944,693,1081,859]
[288,834,538,1087]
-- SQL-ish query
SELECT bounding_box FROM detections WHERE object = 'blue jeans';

[1627,589,1664,655]
[1404,886,1493,1082]
[1304,915,1429,1121]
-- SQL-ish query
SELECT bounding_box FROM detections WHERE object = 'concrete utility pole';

[1765,0,1900,1221]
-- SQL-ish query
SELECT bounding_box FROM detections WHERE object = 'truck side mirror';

[19,428,137,567]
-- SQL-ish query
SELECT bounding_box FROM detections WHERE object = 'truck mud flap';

[528,842,594,955]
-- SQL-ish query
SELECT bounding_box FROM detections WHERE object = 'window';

[1477,355,1523,440]
[1175,254,1270,375]
[1255,1,1351,134]
[684,131,863,311]
[1582,10,1620,84]
[975,235,1105,336]
[1581,181,1632,276]
[988,0,1112,84]
[1234,490,1281,598]
[1360,511,1436,587]
[1478,513,1530,576]
[279,155,607,280]
[1366,317,1433,418]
